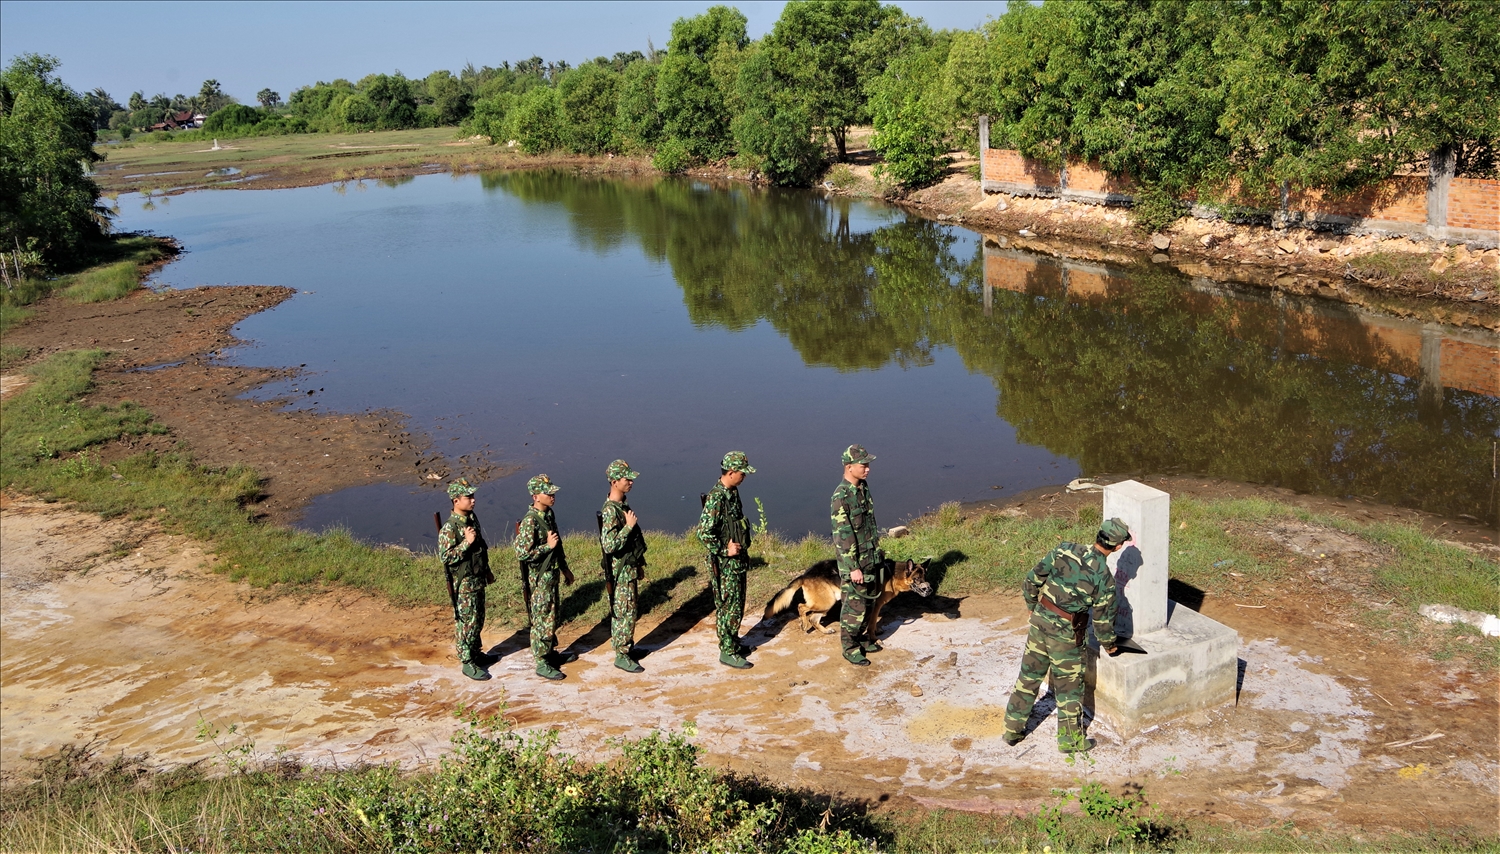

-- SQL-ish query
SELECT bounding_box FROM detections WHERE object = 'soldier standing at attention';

[513,474,577,681]
[831,444,882,667]
[698,451,756,670]
[1002,518,1129,753]
[600,459,647,673]
[438,478,495,681]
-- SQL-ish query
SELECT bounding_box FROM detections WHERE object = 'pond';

[114,171,1500,548]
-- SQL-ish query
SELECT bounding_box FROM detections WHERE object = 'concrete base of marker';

[1086,602,1238,737]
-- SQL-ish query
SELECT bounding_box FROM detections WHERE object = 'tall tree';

[559,64,620,155]
[0,54,107,264]
[256,88,282,109]
[656,5,748,161]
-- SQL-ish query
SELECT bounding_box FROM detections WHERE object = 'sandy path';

[1,494,1495,834]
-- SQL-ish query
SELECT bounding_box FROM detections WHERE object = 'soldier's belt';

[1037,596,1078,621]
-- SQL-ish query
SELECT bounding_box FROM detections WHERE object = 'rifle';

[596,510,615,619]
[435,511,458,621]
[516,519,533,619]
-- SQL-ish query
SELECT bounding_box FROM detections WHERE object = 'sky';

[0,1,1007,103]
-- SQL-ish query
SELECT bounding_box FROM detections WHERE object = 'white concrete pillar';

[1103,480,1170,635]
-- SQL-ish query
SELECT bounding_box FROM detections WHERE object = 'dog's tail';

[763,580,803,620]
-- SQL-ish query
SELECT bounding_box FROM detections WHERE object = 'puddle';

[205,167,243,177]
[123,170,189,179]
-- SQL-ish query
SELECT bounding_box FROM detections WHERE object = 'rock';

[1317,239,1338,253]
[1199,234,1216,248]
[886,525,910,539]
[1151,233,1171,251]
[995,199,1008,211]
[1339,246,1353,256]
[1276,239,1298,254]
[1430,255,1451,274]
[1151,253,1171,264]
[1017,228,1036,238]
[1420,603,1500,637]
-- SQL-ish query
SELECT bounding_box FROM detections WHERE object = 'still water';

[116,172,1499,547]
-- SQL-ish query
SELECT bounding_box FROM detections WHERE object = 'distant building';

[148,111,207,132]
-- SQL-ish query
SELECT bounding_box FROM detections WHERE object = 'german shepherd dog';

[763,558,932,637]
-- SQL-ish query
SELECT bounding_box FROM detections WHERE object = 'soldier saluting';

[698,451,756,670]
[831,444,882,667]
[438,478,496,681]
[513,474,576,681]
[600,459,647,673]
[1002,518,1129,753]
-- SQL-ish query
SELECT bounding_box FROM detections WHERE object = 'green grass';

[0,234,174,333]
[3,714,1493,854]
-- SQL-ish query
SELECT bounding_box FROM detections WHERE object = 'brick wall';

[1448,177,1500,232]
[1441,338,1500,397]
[1289,177,1427,224]
[1065,159,1136,196]
[983,149,1059,189]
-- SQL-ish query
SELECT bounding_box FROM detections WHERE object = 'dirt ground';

[2,490,1496,837]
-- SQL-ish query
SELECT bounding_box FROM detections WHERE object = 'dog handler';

[513,474,576,681]
[1001,518,1129,753]
[600,459,648,672]
[831,444,883,666]
[698,451,756,669]
[438,478,496,681]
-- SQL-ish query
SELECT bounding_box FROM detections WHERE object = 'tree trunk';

[833,126,847,162]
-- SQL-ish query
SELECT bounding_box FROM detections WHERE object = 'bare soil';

[2,490,1495,837]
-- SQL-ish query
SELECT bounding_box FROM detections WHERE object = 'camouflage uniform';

[1002,519,1127,752]
[698,451,756,662]
[514,475,565,671]
[438,479,492,672]
[831,445,881,660]
[600,460,647,659]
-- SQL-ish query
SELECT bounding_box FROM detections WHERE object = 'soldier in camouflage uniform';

[600,459,647,673]
[698,451,756,669]
[831,444,882,667]
[438,478,495,681]
[513,474,577,681]
[1002,518,1130,753]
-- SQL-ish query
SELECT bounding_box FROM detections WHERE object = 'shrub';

[652,136,694,173]
[1132,183,1188,234]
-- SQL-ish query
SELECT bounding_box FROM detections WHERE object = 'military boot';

[473,650,500,667]
[1002,730,1025,747]
[535,661,564,681]
[461,661,492,681]
[614,653,643,673]
[1058,734,1095,755]
[548,650,579,666]
[842,649,870,667]
[719,651,752,669]
[860,638,883,653]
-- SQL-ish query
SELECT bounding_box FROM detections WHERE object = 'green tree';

[656,5,749,162]
[356,73,418,129]
[1217,0,1500,193]
[424,70,472,125]
[869,40,949,186]
[732,45,823,185]
[511,86,563,154]
[761,0,897,161]
[0,54,107,264]
[559,63,620,155]
[83,87,122,130]
[616,60,663,151]
[256,88,281,109]
[197,78,233,114]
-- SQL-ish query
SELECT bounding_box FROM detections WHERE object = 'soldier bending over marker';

[439,478,495,681]
[600,459,647,672]
[1002,518,1129,753]
[698,451,756,669]
[514,474,576,681]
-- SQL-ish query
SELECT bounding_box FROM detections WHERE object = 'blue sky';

[1,1,1007,102]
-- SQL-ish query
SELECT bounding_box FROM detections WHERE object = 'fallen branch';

[1385,731,1444,748]
[1234,603,1267,608]
[1369,691,1395,708]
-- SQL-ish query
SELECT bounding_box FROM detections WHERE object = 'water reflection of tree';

[481,171,1498,523]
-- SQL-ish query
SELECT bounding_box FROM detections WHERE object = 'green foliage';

[559,63,620,155]
[732,46,824,185]
[869,39,950,187]
[656,5,748,161]
[203,103,263,133]
[1,233,171,322]
[0,54,108,265]
[652,136,694,173]
[464,91,518,143]
[1132,182,1189,233]
[615,60,664,151]
[512,86,564,154]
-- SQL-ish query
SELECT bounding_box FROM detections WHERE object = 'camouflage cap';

[606,459,640,482]
[721,451,756,474]
[447,477,477,499]
[1098,517,1131,548]
[527,474,560,496]
[841,444,876,465]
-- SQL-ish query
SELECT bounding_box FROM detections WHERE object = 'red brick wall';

[1288,176,1427,223]
[983,149,1060,189]
[1448,178,1500,232]
[1066,159,1136,195]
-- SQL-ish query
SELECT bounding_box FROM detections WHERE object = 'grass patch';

[4,715,1494,854]
[0,342,29,370]
[1348,250,1495,293]
[0,234,174,332]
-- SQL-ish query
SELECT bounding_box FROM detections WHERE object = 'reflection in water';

[484,171,1499,525]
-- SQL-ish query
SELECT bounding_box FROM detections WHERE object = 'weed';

[195,718,258,775]
[825,164,860,191]
[754,496,770,538]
